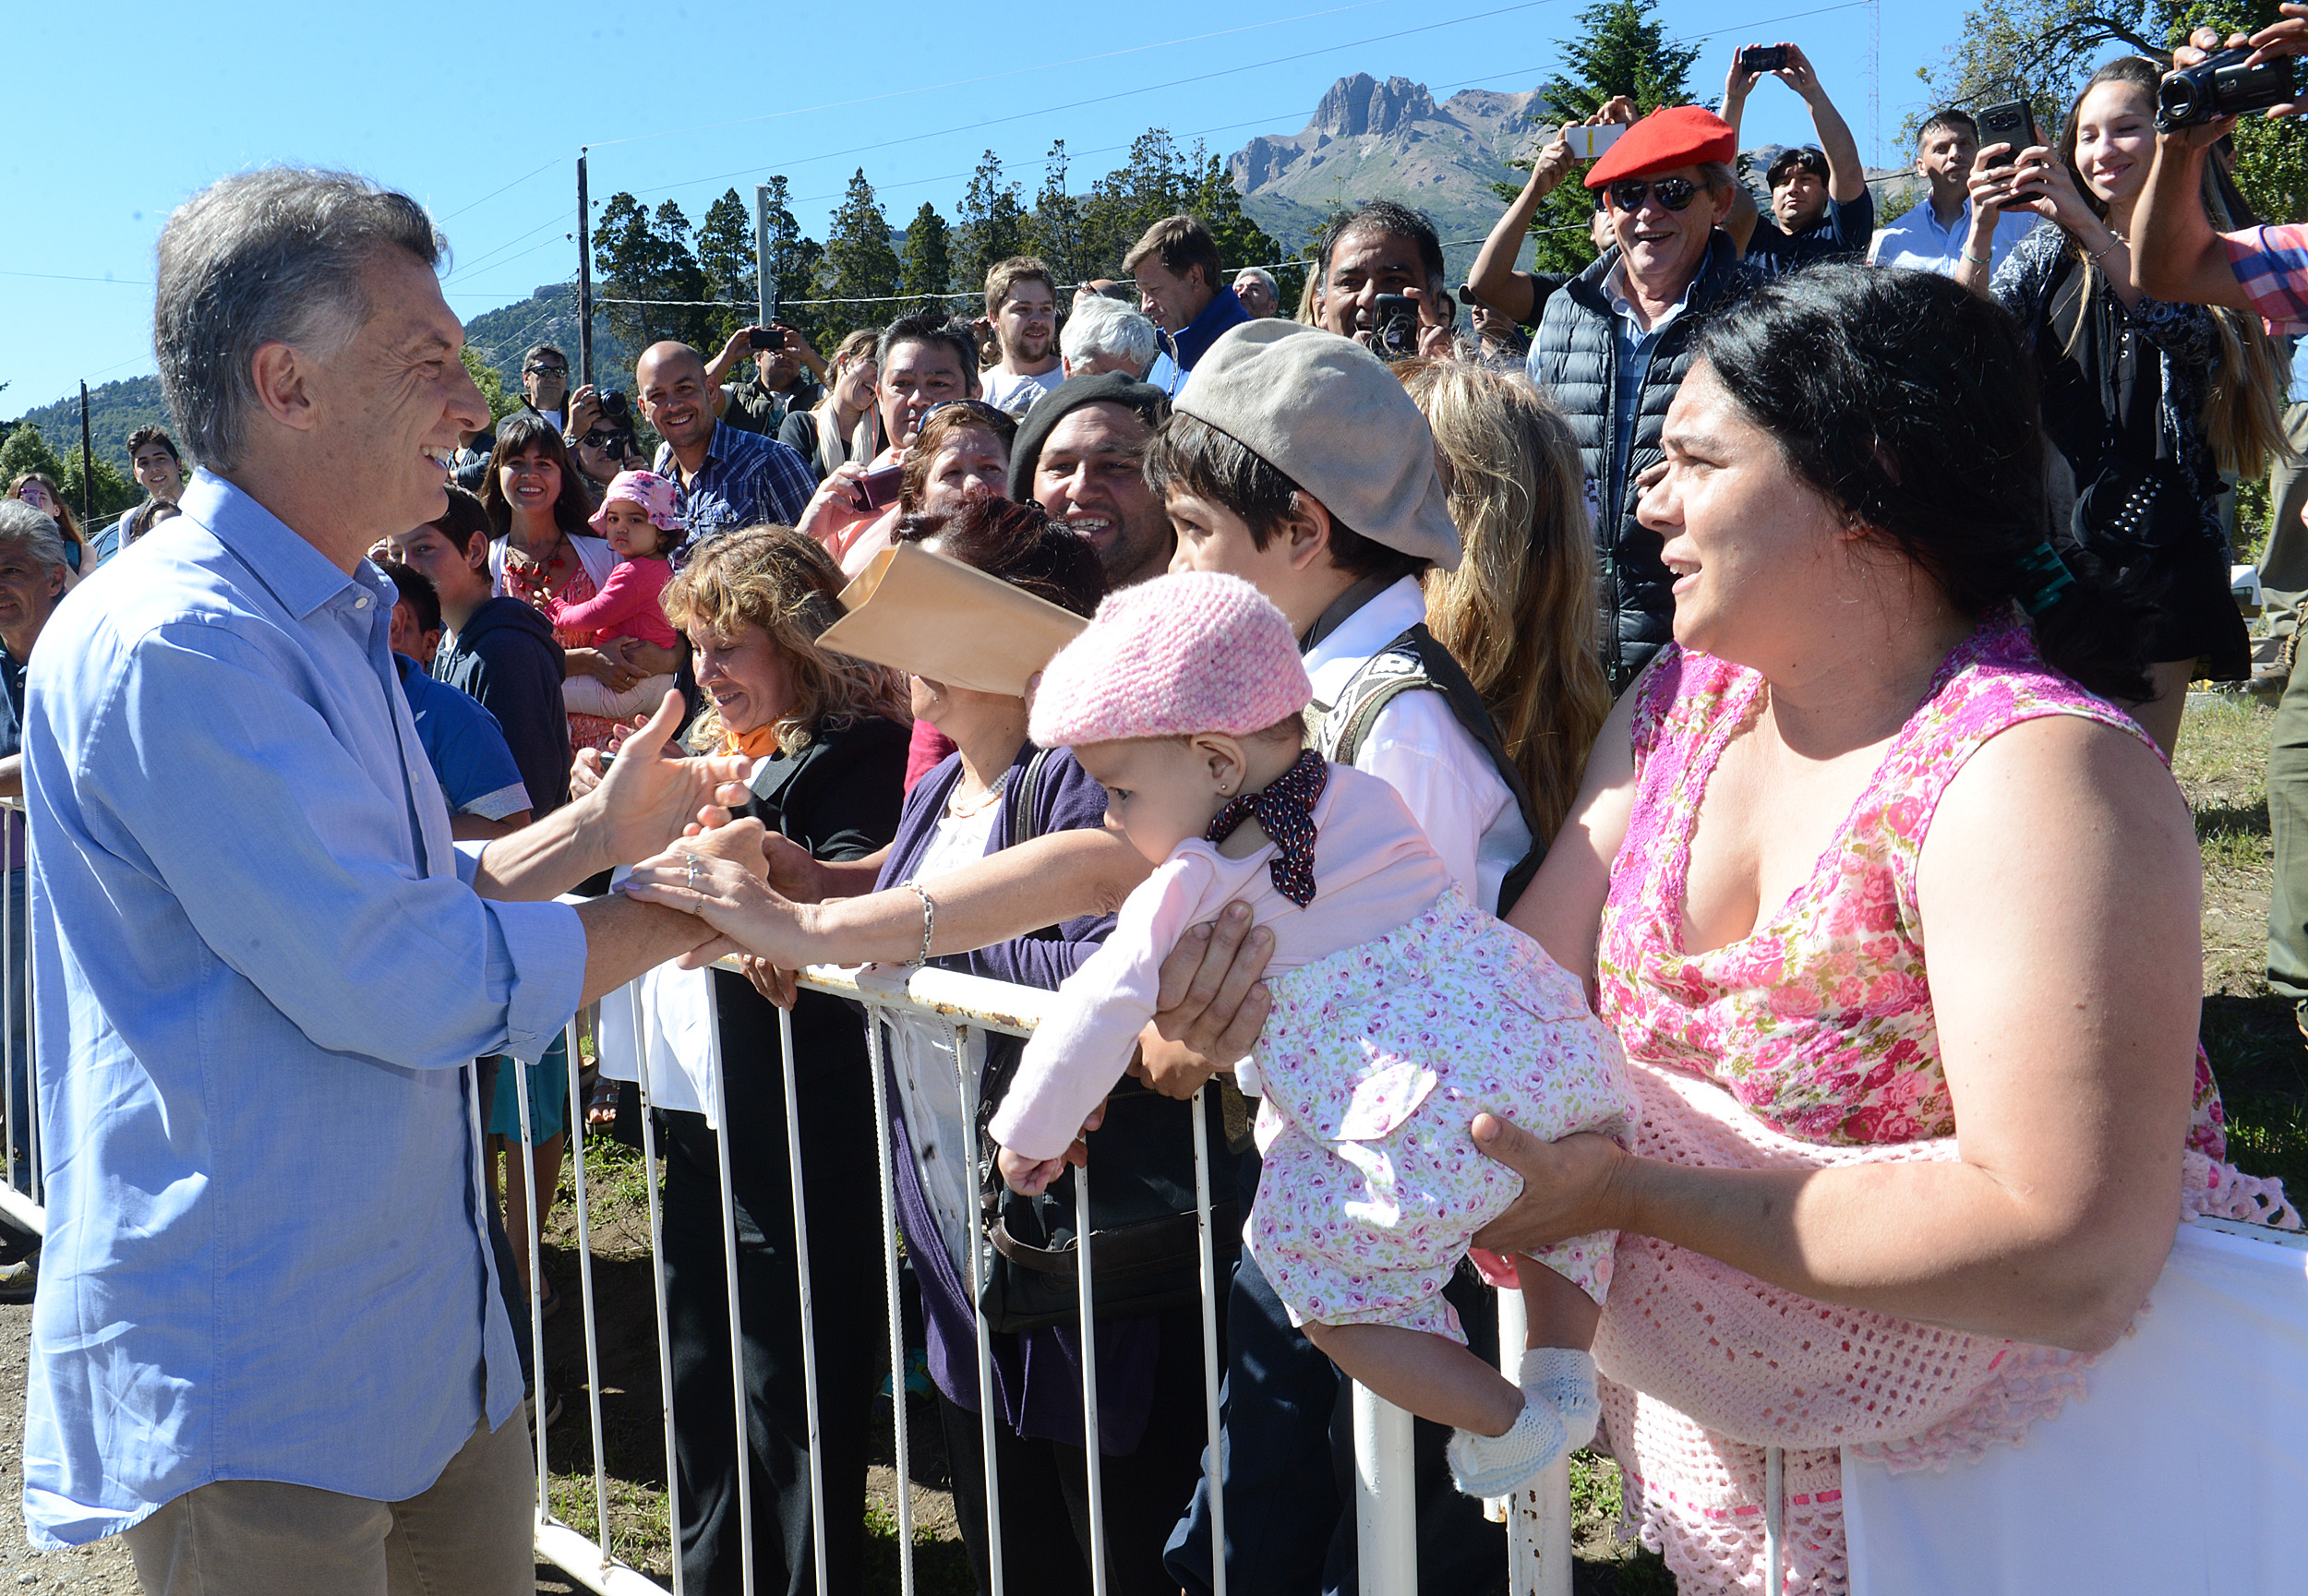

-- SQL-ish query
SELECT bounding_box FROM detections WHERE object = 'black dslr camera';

[2158,46,2299,129]
[598,390,632,426]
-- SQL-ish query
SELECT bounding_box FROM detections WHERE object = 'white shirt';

[1303,575,1530,914]
[1869,198,2040,277]
[885,798,1002,1275]
[980,366,1061,416]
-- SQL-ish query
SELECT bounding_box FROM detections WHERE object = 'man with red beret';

[1526,101,1760,691]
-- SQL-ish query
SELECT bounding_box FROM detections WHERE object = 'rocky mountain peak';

[1309,74,1440,139]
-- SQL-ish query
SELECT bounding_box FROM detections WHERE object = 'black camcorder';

[2158,47,2299,130]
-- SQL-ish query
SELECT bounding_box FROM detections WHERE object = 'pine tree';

[592,193,713,350]
[695,187,759,348]
[1077,129,1193,275]
[956,150,1029,293]
[1492,0,1703,278]
[1189,146,1290,299]
[820,169,901,316]
[899,202,955,304]
[1025,140,1083,285]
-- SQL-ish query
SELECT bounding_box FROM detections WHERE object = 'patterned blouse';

[1989,221,2225,547]
[1594,618,2228,1155]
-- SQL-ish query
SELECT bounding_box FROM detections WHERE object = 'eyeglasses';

[1604,177,1701,213]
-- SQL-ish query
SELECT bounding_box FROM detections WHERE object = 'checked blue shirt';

[653,417,815,568]
[2223,223,2308,336]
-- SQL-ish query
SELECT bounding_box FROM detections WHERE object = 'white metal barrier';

[529,957,1574,1595]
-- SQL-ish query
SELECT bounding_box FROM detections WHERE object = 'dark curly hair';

[896,494,1106,620]
[1693,261,2149,702]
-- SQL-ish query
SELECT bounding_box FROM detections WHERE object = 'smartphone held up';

[1562,123,1625,161]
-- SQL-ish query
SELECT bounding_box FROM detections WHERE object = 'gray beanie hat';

[1173,320,1460,571]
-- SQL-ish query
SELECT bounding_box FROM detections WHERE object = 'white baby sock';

[1445,1396,1566,1497]
[1521,1346,1600,1453]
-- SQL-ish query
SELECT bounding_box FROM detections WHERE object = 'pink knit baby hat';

[1028,570,1312,749]
[588,469,683,534]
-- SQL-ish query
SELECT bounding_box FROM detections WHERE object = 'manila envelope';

[816,542,1087,698]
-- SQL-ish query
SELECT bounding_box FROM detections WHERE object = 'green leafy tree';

[820,169,901,314]
[1914,3,2308,235]
[57,451,138,526]
[900,202,956,303]
[0,425,66,493]
[695,187,760,349]
[1492,0,1705,278]
[956,150,1030,294]
[461,347,517,424]
[1077,129,1194,276]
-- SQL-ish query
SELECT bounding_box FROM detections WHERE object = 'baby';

[990,571,1634,1495]
[545,469,680,718]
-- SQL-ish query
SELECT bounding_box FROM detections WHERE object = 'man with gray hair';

[22,166,759,1593]
[1059,294,1161,382]
[1231,266,1280,318]
[0,498,70,1256]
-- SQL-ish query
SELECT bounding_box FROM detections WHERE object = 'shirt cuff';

[1236,1053,1264,1098]
[487,897,586,1064]
[453,839,487,885]
[459,783,533,822]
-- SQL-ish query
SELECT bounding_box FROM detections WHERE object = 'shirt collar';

[181,471,386,621]
[1603,257,1701,332]
[1303,574,1427,700]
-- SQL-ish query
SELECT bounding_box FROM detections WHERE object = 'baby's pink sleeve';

[546,560,657,635]
[987,854,1216,1160]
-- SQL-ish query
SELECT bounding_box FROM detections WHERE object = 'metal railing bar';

[776,1002,833,1594]
[631,983,691,1596]
[703,985,758,1595]
[514,1037,551,1527]
[1075,1158,1108,1596]
[1192,1086,1226,1596]
[956,1020,1006,1596]
[1352,1385,1417,1596]
[865,1016,918,1596]
[564,1017,616,1568]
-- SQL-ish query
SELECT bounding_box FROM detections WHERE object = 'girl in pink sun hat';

[541,469,682,718]
[988,569,1636,1498]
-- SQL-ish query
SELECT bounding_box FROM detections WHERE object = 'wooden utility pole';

[78,383,93,523]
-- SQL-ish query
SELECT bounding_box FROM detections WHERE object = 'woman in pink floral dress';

[1462,266,2295,1592]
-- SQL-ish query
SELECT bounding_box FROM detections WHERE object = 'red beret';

[1584,105,1738,188]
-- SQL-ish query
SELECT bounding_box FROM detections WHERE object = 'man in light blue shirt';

[23,168,753,1594]
[1869,108,2041,276]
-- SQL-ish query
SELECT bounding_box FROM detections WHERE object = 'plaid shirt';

[2222,224,2308,335]
[653,418,815,568]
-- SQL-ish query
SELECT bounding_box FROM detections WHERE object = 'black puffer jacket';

[1530,232,1755,690]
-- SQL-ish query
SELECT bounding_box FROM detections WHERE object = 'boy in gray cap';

[1151,319,1534,1593]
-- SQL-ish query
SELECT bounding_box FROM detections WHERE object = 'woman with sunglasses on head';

[1527,103,1763,696]
[1956,55,2288,756]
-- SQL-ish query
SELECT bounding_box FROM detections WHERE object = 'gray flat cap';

[1173,320,1460,571]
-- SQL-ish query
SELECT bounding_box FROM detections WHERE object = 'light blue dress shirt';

[1869,197,2041,277]
[19,473,586,1546]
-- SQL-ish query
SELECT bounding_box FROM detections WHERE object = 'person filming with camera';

[1956,54,2289,758]
[1719,41,1874,266]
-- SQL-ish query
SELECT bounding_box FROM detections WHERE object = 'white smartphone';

[1563,123,1626,160]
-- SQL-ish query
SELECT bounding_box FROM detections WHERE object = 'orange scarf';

[719,723,781,762]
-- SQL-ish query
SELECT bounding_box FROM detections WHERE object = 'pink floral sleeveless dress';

[1589,618,2233,1593]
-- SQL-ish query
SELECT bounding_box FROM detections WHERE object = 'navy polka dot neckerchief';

[1204,749,1328,908]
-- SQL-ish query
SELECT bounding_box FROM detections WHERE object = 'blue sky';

[10,1,1999,417]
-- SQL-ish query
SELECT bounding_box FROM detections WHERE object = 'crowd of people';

[9,18,2308,1596]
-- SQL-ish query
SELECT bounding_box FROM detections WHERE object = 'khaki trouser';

[2259,402,2308,638]
[122,1414,533,1596]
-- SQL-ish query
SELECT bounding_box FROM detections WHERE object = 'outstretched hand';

[996,1101,1107,1195]
[592,692,751,867]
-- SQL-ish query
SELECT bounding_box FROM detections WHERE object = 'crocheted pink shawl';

[1590,622,2296,1594]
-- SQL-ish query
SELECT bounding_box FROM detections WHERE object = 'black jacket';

[1532,232,1755,690]
[435,597,570,818]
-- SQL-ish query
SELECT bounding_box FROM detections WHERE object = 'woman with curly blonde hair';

[1398,358,1610,846]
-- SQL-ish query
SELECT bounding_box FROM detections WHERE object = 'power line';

[579,0,1401,151]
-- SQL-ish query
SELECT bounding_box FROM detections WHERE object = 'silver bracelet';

[907,882,934,966]
[2088,234,2125,267]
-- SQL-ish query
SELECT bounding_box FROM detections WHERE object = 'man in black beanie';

[1009,372,1174,590]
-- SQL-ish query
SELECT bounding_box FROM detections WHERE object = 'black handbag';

[969,750,1239,1336]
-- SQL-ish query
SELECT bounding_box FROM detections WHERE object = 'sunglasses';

[1604,177,1701,213]
[525,364,569,377]
[920,399,1009,426]
[583,429,632,450]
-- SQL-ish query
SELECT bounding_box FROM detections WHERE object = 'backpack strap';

[1309,624,1545,915]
